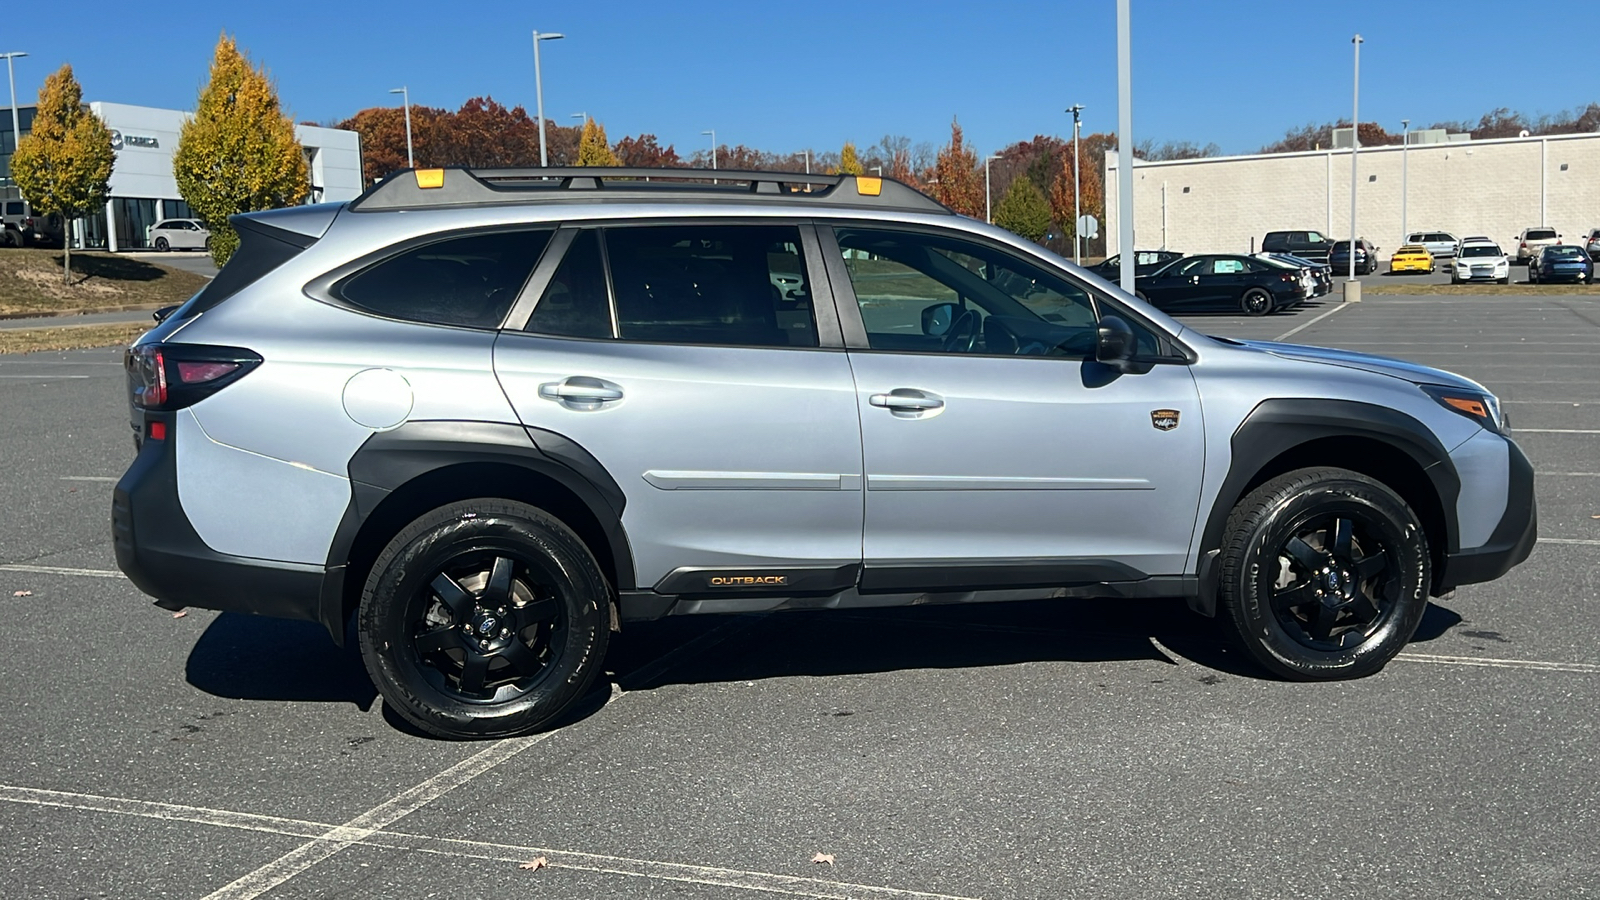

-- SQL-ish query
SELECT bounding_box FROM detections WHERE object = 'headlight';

[1421,384,1505,433]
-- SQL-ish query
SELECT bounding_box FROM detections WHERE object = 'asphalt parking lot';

[1,291,1596,899]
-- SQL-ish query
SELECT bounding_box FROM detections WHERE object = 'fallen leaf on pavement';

[811,853,835,865]
[519,857,548,871]
[172,610,187,618]
[12,590,31,597]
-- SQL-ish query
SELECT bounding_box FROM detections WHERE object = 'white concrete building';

[1105,132,1600,257]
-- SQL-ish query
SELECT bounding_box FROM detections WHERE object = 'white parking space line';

[1395,653,1600,674]
[1540,538,1600,546]
[1513,428,1600,434]
[0,785,978,900]
[1537,472,1600,476]
[0,564,125,579]
[1272,302,1354,341]
[0,374,90,379]
[60,476,118,482]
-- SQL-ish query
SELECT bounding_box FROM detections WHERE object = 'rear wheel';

[1218,467,1430,681]
[358,499,611,739]
[154,237,169,252]
[1240,288,1273,316]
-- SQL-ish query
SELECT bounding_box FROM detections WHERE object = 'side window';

[1211,259,1246,275]
[339,230,552,328]
[525,230,612,339]
[1174,257,1208,277]
[605,224,818,348]
[4,202,22,216]
[1305,232,1327,244]
[834,227,1121,358]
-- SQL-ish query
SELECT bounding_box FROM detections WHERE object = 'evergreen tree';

[931,118,983,217]
[10,64,114,282]
[173,34,309,266]
[993,176,1051,243]
[576,119,620,166]
[837,141,865,175]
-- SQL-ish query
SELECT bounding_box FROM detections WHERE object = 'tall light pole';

[1348,34,1363,290]
[701,129,716,169]
[531,30,565,167]
[1116,0,1135,292]
[0,51,26,187]
[984,153,1001,223]
[1067,103,1085,264]
[1400,118,1410,242]
[571,112,588,125]
[803,148,810,174]
[388,87,413,169]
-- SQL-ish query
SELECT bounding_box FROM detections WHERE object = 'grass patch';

[1363,281,1600,296]
[0,249,209,316]
[0,321,149,354]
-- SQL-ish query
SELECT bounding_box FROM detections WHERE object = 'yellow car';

[1390,244,1435,274]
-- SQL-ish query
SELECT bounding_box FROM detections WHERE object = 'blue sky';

[18,1,1598,158]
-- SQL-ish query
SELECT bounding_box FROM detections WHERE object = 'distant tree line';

[1259,103,1600,153]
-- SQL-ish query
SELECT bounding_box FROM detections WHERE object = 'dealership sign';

[109,130,159,150]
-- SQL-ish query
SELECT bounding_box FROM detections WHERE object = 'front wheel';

[154,237,169,252]
[358,499,611,739]
[1240,288,1273,316]
[1218,467,1430,680]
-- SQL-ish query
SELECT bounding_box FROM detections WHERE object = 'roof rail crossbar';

[347,166,950,214]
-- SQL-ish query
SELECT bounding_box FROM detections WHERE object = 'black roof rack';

[347,166,950,215]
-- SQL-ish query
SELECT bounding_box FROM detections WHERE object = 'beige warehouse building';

[1104,132,1600,257]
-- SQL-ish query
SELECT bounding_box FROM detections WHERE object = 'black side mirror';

[1095,315,1137,370]
[920,302,960,337]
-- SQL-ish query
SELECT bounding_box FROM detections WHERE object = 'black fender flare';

[1191,398,1460,615]
[318,420,635,642]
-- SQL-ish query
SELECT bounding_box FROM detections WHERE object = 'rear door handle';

[539,376,623,409]
[869,388,944,415]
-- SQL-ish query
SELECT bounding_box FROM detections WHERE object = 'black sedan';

[1135,254,1306,316]
[1528,245,1593,285]
[1089,250,1183,279]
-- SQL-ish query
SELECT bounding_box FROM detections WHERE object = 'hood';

[1233,339,1487,391]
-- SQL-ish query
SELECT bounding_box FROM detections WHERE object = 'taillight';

[1279,272,1298,282]
[126,343,262,411]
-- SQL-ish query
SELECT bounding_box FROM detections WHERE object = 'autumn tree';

[1049,132,1109,253]
[931,118,982,217]
[613,133,682,168]
[993,176,1051,243]
[10,64,113,282]
[576,119,620,166]
[837,141,865,175]
[174,34,308,266]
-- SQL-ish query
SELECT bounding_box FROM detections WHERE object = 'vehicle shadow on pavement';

[184,612,378,710]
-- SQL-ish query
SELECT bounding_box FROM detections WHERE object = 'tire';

[1218,467,1430,681]
[358,499,611,739]
[1499,276,1510,285]
[1240,288,1273,317]
[1,228,19,248]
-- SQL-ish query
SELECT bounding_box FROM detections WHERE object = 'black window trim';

[302,223,561,332]
[818,219,1194,365]
[507,217,846,351]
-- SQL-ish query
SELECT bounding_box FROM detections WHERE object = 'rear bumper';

[1436,437,1537,592]
[113,414,345,639]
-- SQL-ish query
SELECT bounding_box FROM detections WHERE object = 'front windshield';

[1460,245,1503,258]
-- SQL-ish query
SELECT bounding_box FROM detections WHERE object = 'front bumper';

[1436,437,1537,592]
[113,413,346,640]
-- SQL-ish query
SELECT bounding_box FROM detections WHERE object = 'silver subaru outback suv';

[116,168,1536,739]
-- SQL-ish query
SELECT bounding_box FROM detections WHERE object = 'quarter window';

[526,230,612,339]
[339,230,552,328]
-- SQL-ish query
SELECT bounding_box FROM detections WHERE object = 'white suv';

[1512,227,1561,265]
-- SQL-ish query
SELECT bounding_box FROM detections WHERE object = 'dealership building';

[1104,131,1600,257]
[0,101,362,251]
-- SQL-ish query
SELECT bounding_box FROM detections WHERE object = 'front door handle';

[869,388,944,416]
[539,376,623,409]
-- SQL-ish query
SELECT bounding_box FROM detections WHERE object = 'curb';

[0,303,164,322]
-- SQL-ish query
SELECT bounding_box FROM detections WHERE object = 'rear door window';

[338,230,552,328]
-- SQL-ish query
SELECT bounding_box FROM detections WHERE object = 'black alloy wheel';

[1240,288,1273,317]
[1219,467,1429,680]
[359,499,610,739]
[154,237,169,252]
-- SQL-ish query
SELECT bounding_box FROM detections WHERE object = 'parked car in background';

[1,199,65,248]
[1253,254,1321,301]
[1328,239,1380,275]
[1528,245,1593,284]
[1088,250,1183,279]
[1389,244,1435,275]
[1579,228,1600,261]
[1260,229,1333,262]
[146,218,211,252]
[1512,227,1561,264]
[1405,231,1459,258]
[1255,252,1333,298]
[1451,241,1511,284]
[1135,254,1305,315]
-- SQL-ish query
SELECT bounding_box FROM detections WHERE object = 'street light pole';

[1348,34,1363,288]
[804,149,810,174]
[702,129,716,183]
[388,87,413,169]
[531,30,565,167]
[1067,103,1084,264]
[1,51,26,187]
[1400,118,1410,243]
[984,154,1000,223]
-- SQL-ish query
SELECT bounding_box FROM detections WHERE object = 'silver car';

[115,167,1537,739]
[1405,231,1459,258]
[147,218,210,252]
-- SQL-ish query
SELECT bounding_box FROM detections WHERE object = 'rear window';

[339,230,552,328]
[1526,229,1557,240]
[1330,241,1350,253]
[1545,246,1584,259]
